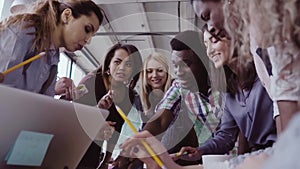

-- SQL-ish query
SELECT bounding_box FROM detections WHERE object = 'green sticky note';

[6,131,53,166]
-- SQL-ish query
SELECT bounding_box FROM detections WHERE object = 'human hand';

[170,151,189,161]
[112,156,131,169]
[95,121,115,141]
[0,72,4,83]
[55,77,75,100]
[120,130,169,169]
[170,153,181,161]
[235,153,269,169]
[177,146,203,161]
[104,121,115,140]
[97,90,113,109]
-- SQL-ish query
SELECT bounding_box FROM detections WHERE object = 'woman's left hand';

[55,77,75,100]
[97,90,113,109]
[96,121,116,141]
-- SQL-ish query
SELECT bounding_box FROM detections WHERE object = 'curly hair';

[224,0,300,57]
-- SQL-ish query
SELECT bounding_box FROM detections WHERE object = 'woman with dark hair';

[0,0,103,96]
[75,43,143,169]
[175,26,277,162]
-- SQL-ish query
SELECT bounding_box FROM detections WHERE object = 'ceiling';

[1,0,203,74]
[73,0,203,73]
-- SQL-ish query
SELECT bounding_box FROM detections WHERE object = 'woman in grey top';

[0,0,103,96]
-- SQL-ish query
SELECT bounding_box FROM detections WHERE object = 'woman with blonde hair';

[139,52,173,118]
[0,0,103,96]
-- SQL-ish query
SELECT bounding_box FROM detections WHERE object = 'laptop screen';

[0,85,108,169]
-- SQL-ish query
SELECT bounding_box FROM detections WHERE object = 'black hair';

[170,30,210,96]
[170,30,209,68]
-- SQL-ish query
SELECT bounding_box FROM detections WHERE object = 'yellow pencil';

[2,52,45,75]
[115,106,165,168]
[175,151,189,157]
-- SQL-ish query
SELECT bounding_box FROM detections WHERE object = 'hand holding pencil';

[116,106,165,168]
[120,130,168,169]
[0,52,45,83]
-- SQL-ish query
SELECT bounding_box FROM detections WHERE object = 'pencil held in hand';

[2,52,45,75]
[175,151,189,157]
[115,106,165,168]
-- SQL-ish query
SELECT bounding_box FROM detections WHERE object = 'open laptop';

[0,85,109,169]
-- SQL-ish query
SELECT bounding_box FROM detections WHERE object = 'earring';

[106,70,110,75]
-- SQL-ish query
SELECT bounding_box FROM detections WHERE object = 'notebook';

[0,84,109,169]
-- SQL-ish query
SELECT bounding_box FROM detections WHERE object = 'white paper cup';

[202,154,233,169]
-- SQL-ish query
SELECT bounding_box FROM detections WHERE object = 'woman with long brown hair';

[76,43,143,169]
[0,0,103,96]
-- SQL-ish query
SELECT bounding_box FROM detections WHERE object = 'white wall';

[1,0,13,20]
[0,0,3,19]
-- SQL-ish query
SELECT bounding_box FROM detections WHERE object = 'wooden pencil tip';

[39,52,46,56]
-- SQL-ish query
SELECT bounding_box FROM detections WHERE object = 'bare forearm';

[275,115,282,135]
[278,101,299,131]
[143,109,174,136]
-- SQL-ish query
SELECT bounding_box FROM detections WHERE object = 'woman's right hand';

[97,90,113,109]
[120,131,170,169]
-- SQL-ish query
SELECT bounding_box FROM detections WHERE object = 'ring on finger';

[133,145,139,153]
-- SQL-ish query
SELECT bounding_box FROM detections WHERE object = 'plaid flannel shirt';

[156,81,223,144]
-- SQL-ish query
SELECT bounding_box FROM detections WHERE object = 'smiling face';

[109,49,133,83]
[62,10,100,52]
[172,50,204,91]
[146,58,168,90]
[203,30,231,68]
